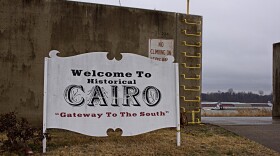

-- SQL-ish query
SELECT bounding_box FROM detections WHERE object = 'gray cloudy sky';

[70,0,280,94]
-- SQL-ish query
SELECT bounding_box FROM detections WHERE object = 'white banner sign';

[43,50,180,152]
[149,39,174,62]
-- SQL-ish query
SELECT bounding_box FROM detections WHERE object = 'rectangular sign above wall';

[43,50,180,152]
[149,39,174,62]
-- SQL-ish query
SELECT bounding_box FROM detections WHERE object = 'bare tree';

[258,90,264,96]
[228,88,234,94]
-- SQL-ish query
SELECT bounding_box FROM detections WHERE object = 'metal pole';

[187,0,190,14]
[175,64,181,146]
[43,57,48,153]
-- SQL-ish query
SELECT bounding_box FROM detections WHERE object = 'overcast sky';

[70,0,280,94]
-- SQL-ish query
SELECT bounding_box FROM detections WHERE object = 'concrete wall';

[0,0,202,125]
[273,42,280,118]
[177,15,202,122]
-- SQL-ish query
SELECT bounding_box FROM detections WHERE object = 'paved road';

[202,117,280,153]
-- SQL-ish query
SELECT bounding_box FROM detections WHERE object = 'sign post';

[43,57,48,153]
[43,50,180,152]
[175,63,181,146]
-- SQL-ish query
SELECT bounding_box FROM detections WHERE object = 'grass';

[27,124,279,155]
[202,108,272,117]
[1,124,278,155]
